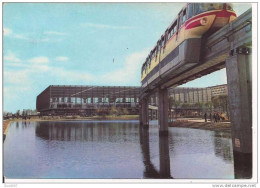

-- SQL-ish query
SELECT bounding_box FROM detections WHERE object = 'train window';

[177,11,182,29]
[193,3,224,15]
[187,3,193,19]
[172,21,177,33]
[168,27,172,40]
[162,38,165,46]
[182,9,187,24]
[161,36,165,47]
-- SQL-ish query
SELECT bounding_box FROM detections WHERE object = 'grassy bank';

[169,120,231,132]
[4,115,139,122]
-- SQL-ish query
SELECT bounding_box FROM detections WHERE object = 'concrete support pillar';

[140,97,149,128]
[158,88,169,136]
[139,103,143,126]
[225,47,252,179]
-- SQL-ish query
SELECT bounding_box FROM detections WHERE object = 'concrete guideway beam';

[225,47,252,178]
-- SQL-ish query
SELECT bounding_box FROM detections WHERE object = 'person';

[213,113,217,123]
[217,113,221,122]
[204,112,207,122]
[209,112,212,122]
[216,113,219,123]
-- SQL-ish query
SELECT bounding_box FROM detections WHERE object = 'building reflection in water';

[35,121,139,143]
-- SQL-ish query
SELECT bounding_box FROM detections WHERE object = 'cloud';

[44,31,67,36]
[100,48,149,85]
[50,67,93,83]
[13,34,29,40]
[3,28,64,43]
[81,23,134,30]
[4,69,31,85]
[4,52,22,63]
[55,56,69,61]
[28,56,49,64]
[4,27,12,36]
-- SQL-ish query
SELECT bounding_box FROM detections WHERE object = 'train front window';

[182,9,187,24]
[187,3,193,19]
[226,3,234,11]
[193,3,224,15]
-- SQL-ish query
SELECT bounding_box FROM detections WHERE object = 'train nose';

[213,17,229,28]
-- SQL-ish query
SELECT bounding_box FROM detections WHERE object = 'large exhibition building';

[36,85,140,115]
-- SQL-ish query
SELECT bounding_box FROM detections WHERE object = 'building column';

[158,88,169,136]
[225,47,252,179]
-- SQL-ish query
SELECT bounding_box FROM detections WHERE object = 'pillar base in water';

[159,130,168,137]
[233,151,252,179]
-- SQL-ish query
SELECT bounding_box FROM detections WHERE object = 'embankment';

[169,120,231,132]
[3,120,11,142]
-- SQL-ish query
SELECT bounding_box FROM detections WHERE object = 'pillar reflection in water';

[214,131,233,162]
[159,134,171,178]
[139,126,160,178]
[139,126,172,179]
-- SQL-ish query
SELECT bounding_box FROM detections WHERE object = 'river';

[4,120,234,179]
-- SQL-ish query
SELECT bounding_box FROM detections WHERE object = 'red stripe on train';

[185,10,236,27]
[185,20,202,29]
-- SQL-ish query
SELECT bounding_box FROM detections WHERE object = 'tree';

[168,97,181,109]
[212,95,228,112]
[169,96,174,109]
[16,110,20,118]
[205,101,214,112]
[122,108,129,115]
[110,106,118,116]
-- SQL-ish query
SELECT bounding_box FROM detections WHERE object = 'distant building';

[168,84,228,104]
[168,87,212,104]
[209,84,228,97]
[36,84,228,115]
[36,85,140,115]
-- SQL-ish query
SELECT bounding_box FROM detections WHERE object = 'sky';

[3,3,252,113]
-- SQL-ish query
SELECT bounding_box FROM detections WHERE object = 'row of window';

[50,97,139,104]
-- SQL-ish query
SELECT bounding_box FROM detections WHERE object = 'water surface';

[4,120,234,179]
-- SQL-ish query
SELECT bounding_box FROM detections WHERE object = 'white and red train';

[141,3,237,88]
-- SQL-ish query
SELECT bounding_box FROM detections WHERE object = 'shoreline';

[3,120,11,142]
[169,119,231,132]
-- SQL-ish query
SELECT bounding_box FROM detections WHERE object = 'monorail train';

[141,3,236,89]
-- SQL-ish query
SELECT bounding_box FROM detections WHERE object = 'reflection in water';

[159,134,172,178]
[139,127,173,179]
[35,121,138,142]
[214,131,233,162]
[4,121,238,179]
[139,127,160,178]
